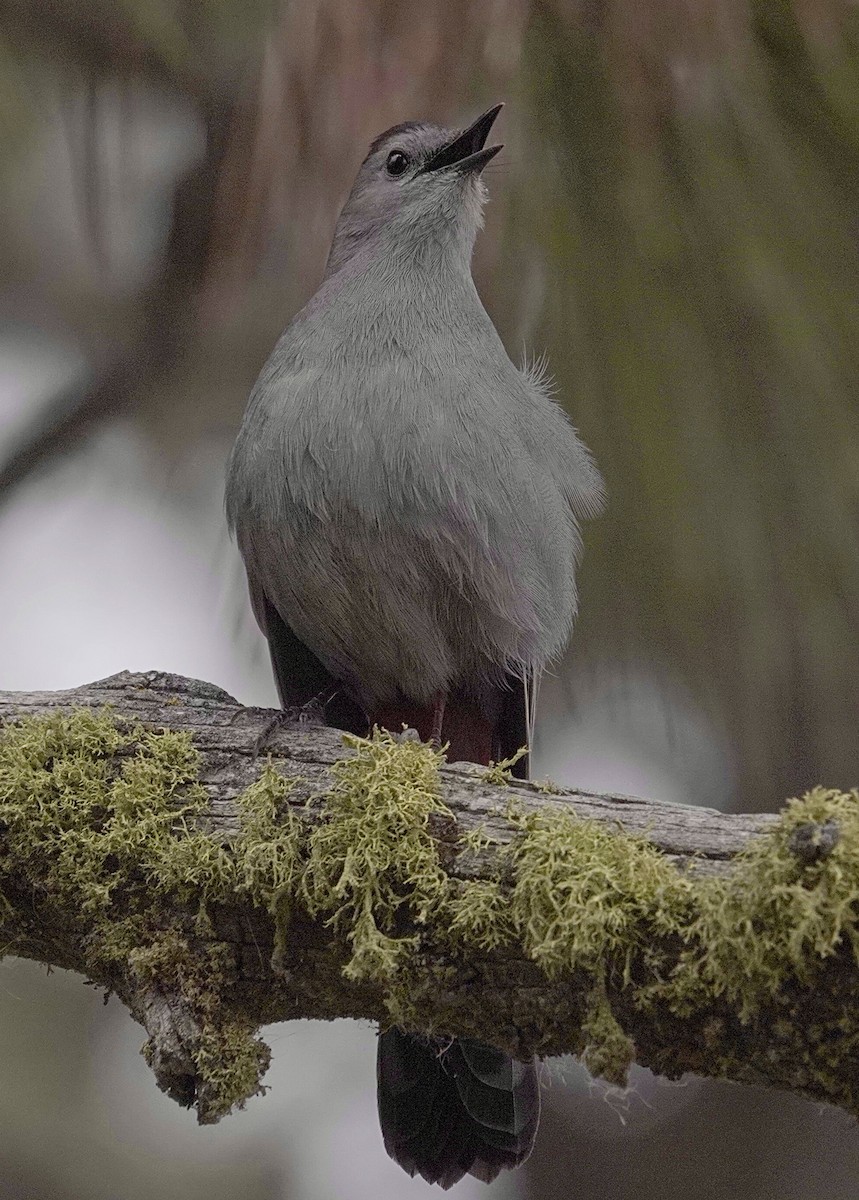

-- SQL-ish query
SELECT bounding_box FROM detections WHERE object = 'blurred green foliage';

[524,3,859,807]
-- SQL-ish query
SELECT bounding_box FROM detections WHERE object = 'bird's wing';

[251,577,367,734]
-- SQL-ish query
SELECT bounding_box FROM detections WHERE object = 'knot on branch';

[137,983,271,1123]
[139,986,204,1109]
[789,819,840,864]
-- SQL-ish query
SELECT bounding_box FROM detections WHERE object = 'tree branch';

[0,0,215,98]
[0,91,236,505]
[0,671,857,1127]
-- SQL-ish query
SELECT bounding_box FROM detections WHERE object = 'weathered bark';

[0,670,773,864]
[0,670,856,1128]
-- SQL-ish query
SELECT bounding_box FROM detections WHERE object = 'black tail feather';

[257,593,541,1185]
[378,1029,539,1189]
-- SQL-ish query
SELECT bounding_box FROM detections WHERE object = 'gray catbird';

[226,104,603,1188]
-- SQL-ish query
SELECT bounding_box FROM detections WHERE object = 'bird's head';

[325,105,503,277]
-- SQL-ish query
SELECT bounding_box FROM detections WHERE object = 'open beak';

[416,103,503,177]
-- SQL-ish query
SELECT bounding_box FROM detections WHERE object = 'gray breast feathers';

[226,339,602,708]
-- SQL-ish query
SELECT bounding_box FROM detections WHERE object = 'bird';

[226,103,604,1188]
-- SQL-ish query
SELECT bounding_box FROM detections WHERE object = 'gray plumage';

[226,105,603,1188]
[226,112,603,716]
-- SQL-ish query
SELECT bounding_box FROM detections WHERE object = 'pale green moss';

[502,802,694,981]
[482,746,530,786]
[128,928,270,1119]
[232,763,303,902]
[233,763,303,970]
[664,787,859,1018]
[580,978,635,1087]
[448,826,510,950]
[195,1018,272,1122]
[0,709,220,928]
[3,709,859,1111]
[0,708,284,1118]
[301,729,450,983]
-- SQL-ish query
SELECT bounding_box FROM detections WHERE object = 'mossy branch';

[1,671,858,1128]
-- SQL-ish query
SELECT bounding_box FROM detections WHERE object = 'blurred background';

[1,0,858,1196]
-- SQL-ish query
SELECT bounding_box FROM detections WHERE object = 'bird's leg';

[295,685,342,726]
[369,695,446,747]
[252,709,292,757]
[254,686,341,755]
[429,691,447,747]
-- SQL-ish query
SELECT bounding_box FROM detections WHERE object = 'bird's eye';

[385,150,410,177]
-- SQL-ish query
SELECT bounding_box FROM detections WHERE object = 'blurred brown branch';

[0,0,215,96]
[1,671,858,1129]
[0,0,264,502]
[0,94,234,500]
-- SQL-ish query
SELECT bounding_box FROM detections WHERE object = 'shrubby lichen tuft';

[665,786,859,1018]
[301,729,450,983]
[0,709,220,928]
[501,801,694,980]
[481,746,529,786]
[0,708,288,1119]
[3,708,859,1113]
[448,879,514,951]
[580,978,635,1087]
[195,1018,272,1123]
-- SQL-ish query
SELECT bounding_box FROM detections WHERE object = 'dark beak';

[416,103,503,177]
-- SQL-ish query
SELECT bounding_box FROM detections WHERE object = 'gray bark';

[0,670,853,1128]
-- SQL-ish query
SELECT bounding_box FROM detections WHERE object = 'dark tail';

[371,679,537,1184]
[257,596,539,1184]
[377,1028,540,1188]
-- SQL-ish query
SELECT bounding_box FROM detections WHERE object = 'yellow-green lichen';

[665,787,859,1018]
[195,1017,272,1122]
[233,763,303,962]
[128,927,271,1121]
[0,709,220,931]
[4,707,859,1114]
[447,879,515,951]
[0,708,288,1119]
[580,978,635,1087]
[301,729,450,983]
[457,824,500,855]
[448,826,511,950]
[481,746,530,786]
[502,802,693,981]
[533,777,562,794]
[228,761,308,977]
